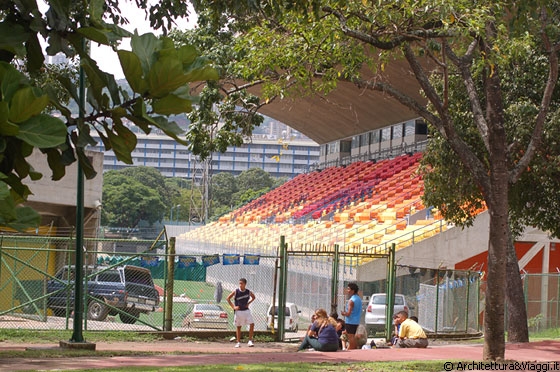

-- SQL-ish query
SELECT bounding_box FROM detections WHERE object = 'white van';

[266,302,301,332]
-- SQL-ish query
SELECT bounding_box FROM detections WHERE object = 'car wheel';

[365,325,374,337]
[294,324,298,332]
[120,310,139,324]
[87,301,109,321]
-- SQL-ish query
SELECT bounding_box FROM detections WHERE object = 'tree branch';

[444,41,491,152]
[322,6,447,50]
[510,11,559,183]
[403,43,491,193]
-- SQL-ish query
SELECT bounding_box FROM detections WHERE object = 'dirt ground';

[0,338,559,371]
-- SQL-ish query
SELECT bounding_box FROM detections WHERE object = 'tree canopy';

[189,0,560,360]
[210,168,285,220]
[101,169,166,227]
[0,1,219,230]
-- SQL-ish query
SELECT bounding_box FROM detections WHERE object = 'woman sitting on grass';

[298,308,339,352]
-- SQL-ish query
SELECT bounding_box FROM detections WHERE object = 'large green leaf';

[5,206,41,231]
[46,148,66,181]
[16,114,67,148]
[152,94,193,115]
[0,22,28,56]
[105,70,122,106]
[106,129,133,164]
[76,148,97,180]
[151,116,187,145]
[56,74,79,103]
[25,34,44,73]
[118,50,148,94]
[177,45,199,65]
[88,0,105,24]
[0,62,26,102]
[148,57,190,98]
[0,102,18,135]
[0,120,19,136]
[0,182,17,221]
[130,32,160,75]
[13,151,30,178]
[78,27,110,45]
[81,57,108,109]
[5,172,32,202]
[8,87,50,123]
[113,120,138,151]
[184,64,219,83]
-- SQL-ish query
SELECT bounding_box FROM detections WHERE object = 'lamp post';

[176,204,181,224]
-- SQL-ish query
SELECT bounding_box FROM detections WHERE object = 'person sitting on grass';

[298,308,339,352]
[394,311,428,348]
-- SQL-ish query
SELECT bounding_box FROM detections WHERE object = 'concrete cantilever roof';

[254,58,430,145]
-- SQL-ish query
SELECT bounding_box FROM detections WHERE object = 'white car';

[266,302,301,332]
[364,293,409,335]
[184,303,229,329]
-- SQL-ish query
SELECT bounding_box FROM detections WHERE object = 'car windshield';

[196,304,222,311]
[372,295,404,305]
[96,270,121,282]
[123,267,153,286]
[269,306,291,316]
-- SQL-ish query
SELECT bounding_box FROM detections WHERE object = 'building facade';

[92,126,321,180]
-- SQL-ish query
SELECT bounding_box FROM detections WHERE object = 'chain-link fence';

[520,273,560,334]
[12,233,556,341]
[337,265,482,337]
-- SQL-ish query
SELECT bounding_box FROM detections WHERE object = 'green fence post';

[435,268,440,335]
[477,273,481,332]
[164,237,176,331]
[385,243,396,341]
[331,244,340,314]
[68,33,89,344]
[465,271,471,333]
[556,274,559,329]
[277,236,287,341]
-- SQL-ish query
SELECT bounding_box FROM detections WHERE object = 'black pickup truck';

[47,265,160,324]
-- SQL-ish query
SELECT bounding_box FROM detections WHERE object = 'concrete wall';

[23,149,104,236]
[357,213,491,281]
[356,211,560,282]
[26,149,103,209]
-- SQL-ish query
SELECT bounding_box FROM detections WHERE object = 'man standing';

[227,278,256,348]
[340,282,362,349]
[394,311,428,348]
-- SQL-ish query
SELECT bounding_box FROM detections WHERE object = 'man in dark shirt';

[227,278,256,348]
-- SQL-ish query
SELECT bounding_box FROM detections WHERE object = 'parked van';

[266,302,301,332]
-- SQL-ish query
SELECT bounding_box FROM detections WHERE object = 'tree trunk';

[483,199,508,360]
[483,57,509,360]
[506,236,529,342]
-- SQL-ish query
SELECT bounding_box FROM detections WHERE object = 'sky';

[90,3,196,79]
[38,1,196,79]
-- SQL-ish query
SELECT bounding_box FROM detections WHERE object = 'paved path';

[0,340,559,371]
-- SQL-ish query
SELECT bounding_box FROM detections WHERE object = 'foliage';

[421,46,560,239]
[169,14,265,160]
[120,166,175,208]
[102,169,167,227]
[236,168,274,191]
[0,0,219,230]
[211,172,237,206]
[209,168,282,219]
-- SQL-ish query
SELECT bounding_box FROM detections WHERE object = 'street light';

[176,204,181,224]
